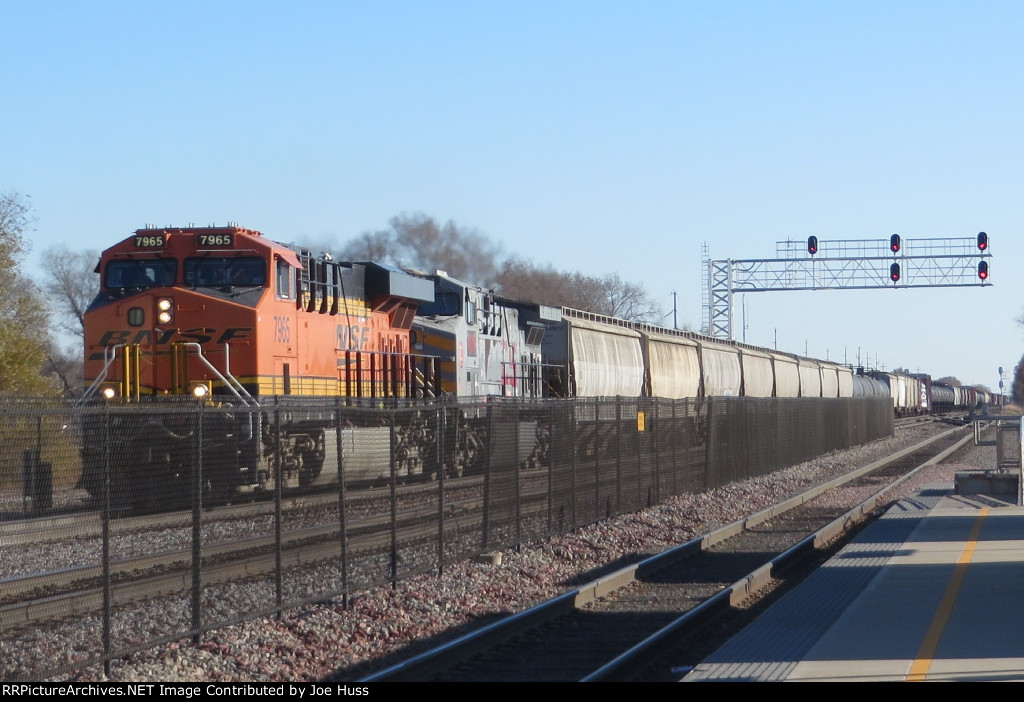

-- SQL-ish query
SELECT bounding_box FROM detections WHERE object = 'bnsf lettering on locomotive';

[336,322,371,351]
[98,330,132,346]
[216,328,251,343]
[97,328,252,347]
[133,235,165,248]
[178,328,217,344]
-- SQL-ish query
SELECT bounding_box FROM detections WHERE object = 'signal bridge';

[702,233,991,340]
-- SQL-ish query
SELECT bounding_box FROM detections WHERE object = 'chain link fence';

[0,395,892,680]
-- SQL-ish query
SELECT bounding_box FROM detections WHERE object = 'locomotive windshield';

[184,257,266,287]
[105,259,178,290]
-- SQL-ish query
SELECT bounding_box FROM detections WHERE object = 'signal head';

[890,262,901,283]
[979,260,989,280]
[977,232,988,251]
[807,235,818,255]
[890,234,901,253]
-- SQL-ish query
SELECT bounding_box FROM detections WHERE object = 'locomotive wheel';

[298,430,326,487]
[449,459,465,479]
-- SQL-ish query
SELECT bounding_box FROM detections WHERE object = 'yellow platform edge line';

[906,507,989,682]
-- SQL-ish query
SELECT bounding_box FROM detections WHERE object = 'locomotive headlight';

[100,384,119,400]
[189,381,211,399]
[157,297,174,324]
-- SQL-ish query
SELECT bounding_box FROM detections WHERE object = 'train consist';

[538,308,996,415]
[79,224,555,502]
[80,224,994,506]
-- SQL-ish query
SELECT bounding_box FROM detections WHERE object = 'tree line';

[336,212,665,321]
[1,193,667,397]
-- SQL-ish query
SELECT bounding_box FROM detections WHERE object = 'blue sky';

[4,1,1021,391]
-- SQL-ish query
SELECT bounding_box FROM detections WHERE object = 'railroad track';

[353,423,977,682]
[894,412,967,429]
[0,472,549,634]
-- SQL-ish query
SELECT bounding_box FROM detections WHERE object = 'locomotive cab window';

[276,259,294,299]
[185,257,266,288]
[105,259,177,290]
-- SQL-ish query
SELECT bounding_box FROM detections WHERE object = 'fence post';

[672,400,679,496]
[335,398,350,609]
[515,400,522,550]
[437,401,445,576]
[191,400,204,643]
[615,397,623,516]
[547,405,555,536]
[483,400,492,549]
[593,400,600,522]
[570,401,578,529]
[274,400,284,617]
[704,397,713,492]
[652,399,660,505]
[101,405,112,678]
[389,410,398,589]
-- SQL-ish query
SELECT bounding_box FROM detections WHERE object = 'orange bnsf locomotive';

[80,224,438,505]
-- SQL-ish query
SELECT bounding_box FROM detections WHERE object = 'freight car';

[539,308,860,402]
[536,307,989,417]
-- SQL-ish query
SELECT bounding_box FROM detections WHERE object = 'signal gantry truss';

[702,236,992,340]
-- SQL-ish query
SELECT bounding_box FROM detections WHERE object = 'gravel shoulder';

[58,423,991,682]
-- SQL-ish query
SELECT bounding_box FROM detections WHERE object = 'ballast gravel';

[32,423,991,682]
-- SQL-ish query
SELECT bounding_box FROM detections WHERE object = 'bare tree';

[339,213,663,323]
[42,245,100,339]
[42,343,85,398]
[597,273,663,322]
[338,212,503,287]
[497,258,663,323]
[337,229,396,264]
[34,245,98,397]
[496,257,575,307]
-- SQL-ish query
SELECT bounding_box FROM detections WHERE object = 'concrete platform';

[683,487,1024,682]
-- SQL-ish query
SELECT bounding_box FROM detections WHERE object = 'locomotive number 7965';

[274,315,291,343]
[197,233,234,247]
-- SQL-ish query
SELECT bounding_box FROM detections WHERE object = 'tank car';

[79,224,438,507]
[929,380,956,412]
[853,370,890,400]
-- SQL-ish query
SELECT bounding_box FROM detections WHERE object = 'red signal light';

[890,262,901,282]
[807,236,818,255]
[979,261,989,280]
[890,234,901,253]
[977,232,988,251]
